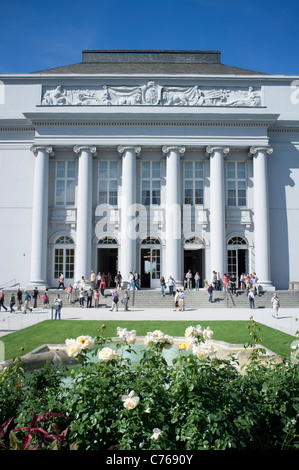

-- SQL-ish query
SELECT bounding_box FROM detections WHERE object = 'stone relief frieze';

[41,82,262,107]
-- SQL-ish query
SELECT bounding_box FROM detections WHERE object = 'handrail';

[0,279,20,290]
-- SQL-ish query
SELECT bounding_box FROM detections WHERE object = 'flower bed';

[0,323,298,450]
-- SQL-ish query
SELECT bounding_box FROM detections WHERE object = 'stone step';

[3,288,299,309]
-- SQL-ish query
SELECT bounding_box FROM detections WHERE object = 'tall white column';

[117,145,141,282]
[162,146,185,285]
[73,145,97,282]
[29,145,54,288]
[206,146,230,278]
[250,146,274,288]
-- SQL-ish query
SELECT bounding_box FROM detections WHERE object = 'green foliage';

[0,321,298,450]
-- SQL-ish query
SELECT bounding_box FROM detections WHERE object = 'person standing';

[42,290,49,309]
[207,283,214,303]
[186,270,193,290]
[230,274,237,295]
[65,283,73,304]
[115,271,122,291]
[79,289,85,308]
[86,288,93,308]
[173,289,179,311]
[271,292,280,318]
[222,274,229,292]
[90,270,96,290]
[53,294,63,319]
[32,287,40,309]
[248,288,255,309]
[94,289,100,308]
[0,291,8,312]
[167,276,175,296]
[194,272,200,291]
[178,289,185,311]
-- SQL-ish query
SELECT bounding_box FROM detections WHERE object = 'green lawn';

[1,319,295,361]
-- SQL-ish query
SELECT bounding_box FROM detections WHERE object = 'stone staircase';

[4,287,299,310]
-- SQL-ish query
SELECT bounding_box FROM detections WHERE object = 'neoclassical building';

[0,50,298,290]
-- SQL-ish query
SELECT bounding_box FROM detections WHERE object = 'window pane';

[195,162,203,179]
[237,162,246,179]
[56,180,65,205]
[56,161,65,178]
[184,162,193,179]
[109,161,118,175]
[152,180,161,205]
[67,161,76,178]
[195,180,204,204]
[227,162,235,179]
[227,181,236,206]
[152,162,160,178]
[142,162,150,178]
[66,180,75,205]
[99,161,108,178]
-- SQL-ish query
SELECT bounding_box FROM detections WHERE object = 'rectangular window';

[226,162,247,207]
[184,161,204,205]
[141,161,161,205]
[98,161,119,205]
[55,161,76,206]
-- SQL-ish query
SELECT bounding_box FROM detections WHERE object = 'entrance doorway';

[140,237,161,288]
[97,237,118,287]
[184,249,204,288]
[227,236,247,287]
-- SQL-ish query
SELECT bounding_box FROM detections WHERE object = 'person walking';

[159,276,166,296]
[122,289,130,311]
[207,283,214,303]
[16,288,23,311]
[110,290,119,311]
[42,290,49,309]
[271,292,280,318]
[115,271,122,291]
[57,272,65,290]
[248,288,255,310]
[32,287,40,309]
[0,291,8,311]
[23,291,32,313]
[9,292,16,313]
[173,289,179,311]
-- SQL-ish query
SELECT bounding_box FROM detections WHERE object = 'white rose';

[203,327,213,340]
[122,391,140,410]
[76,335,95,350]
[65,338,81,357]
[97,347,118,362]
[150,428,162,440]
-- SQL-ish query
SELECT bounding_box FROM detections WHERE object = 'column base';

[27,281,48,291]
[258,281,276,292]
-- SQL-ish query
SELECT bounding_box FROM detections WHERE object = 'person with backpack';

[9,292,16,313]
[110,290,119,311]
[32,287,40,308]
[23,290,32,313]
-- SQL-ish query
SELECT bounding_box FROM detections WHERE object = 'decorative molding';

[73,145,97,155]
[206,146,230,156]
[41,83,262,108]
[30,145,55,156]
[249,146,273,156]
[29,120,272,128]
[117,145,141,155]
[162,145,186,155]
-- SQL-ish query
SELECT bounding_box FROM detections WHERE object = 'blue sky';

[0,0,298,75]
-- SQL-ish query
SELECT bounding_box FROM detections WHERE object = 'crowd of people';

[0,268,281,318]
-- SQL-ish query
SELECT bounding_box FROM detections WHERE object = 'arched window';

[141,237,160,245]
[185,236,204,246]
[98,237,118,245]
[227,236,247,246]
[54,235,74,281]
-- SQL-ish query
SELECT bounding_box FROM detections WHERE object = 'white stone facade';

[0,51,298,290]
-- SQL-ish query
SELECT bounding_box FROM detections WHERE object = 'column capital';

[206,146,230,156]
[162,145,186,156]
[249,146,273,157]
[30,145,54,157]
[73,145,97,156]
[117,145,141,156]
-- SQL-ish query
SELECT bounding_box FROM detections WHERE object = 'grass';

[1,319,295,361]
